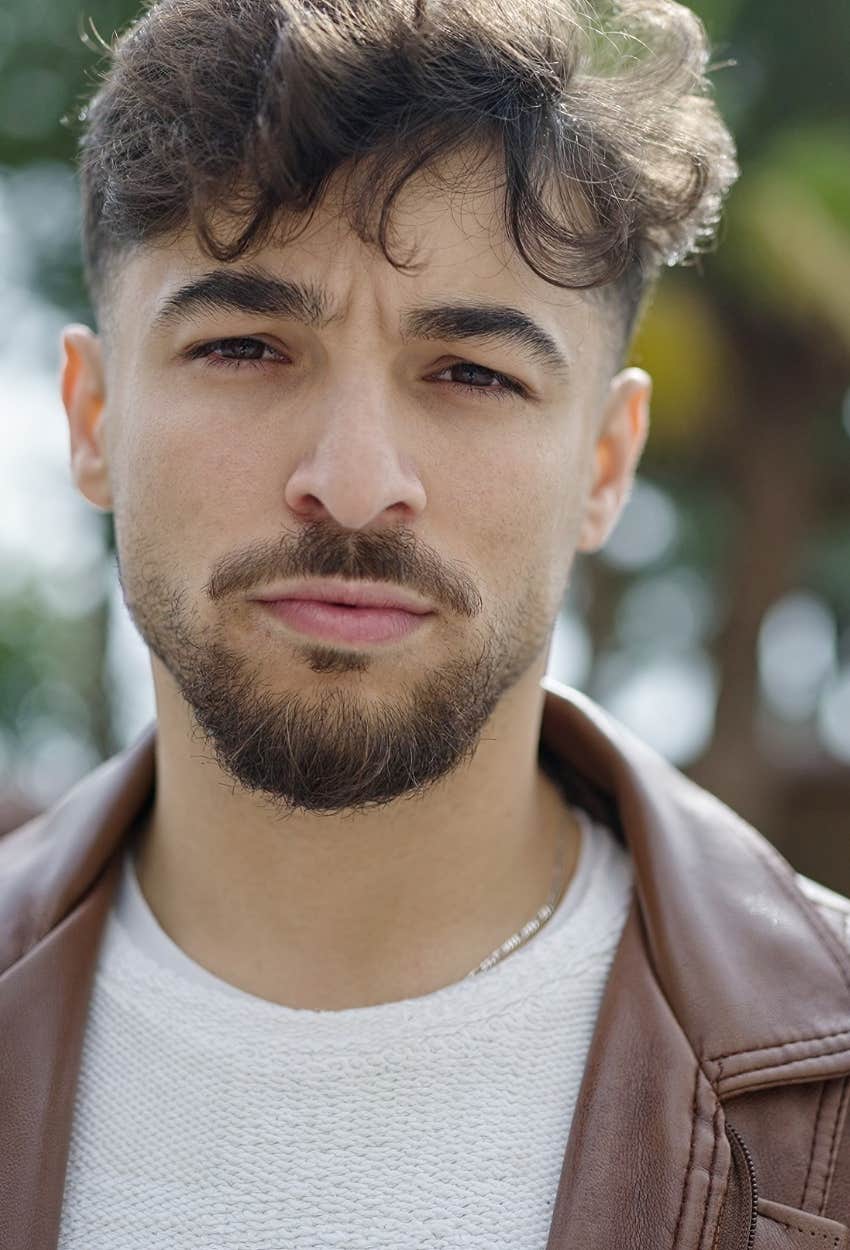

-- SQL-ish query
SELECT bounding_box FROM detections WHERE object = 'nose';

[283,386,428,530]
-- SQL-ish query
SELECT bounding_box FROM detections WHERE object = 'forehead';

[116,147,602,369]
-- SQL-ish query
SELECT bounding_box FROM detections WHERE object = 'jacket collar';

[539,679,850,1088]
[2,677,849,1250]
[537,679,850,1249]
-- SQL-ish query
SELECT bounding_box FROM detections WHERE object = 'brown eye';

[431,361,527,400]
[186,338,287,370]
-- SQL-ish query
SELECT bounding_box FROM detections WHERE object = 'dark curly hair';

[72,0,739,366]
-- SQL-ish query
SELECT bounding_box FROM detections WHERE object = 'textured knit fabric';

[57,806,633,1249]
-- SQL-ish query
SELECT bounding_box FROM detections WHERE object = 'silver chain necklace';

[464,816,572,978]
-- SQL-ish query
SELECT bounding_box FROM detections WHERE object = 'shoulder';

[795,871,850,950]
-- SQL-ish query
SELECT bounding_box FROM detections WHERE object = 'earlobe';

[60,325,114,513]
[576,481,617,554]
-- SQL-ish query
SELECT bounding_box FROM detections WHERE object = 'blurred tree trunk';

[689,307,845,849]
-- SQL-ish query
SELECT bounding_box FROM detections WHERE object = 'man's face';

[63,151,648,816]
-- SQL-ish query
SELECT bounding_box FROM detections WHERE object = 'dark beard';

[169,629,511,816]
[117,524,553,817]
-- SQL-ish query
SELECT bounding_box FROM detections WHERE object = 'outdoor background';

[1,0,848,888]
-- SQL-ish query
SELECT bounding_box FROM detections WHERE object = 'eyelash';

[183,337,528,401]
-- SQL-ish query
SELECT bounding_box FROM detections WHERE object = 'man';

[3,0,849,1246]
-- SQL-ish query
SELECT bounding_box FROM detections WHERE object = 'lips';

[258,596,432,645]
[253,579,434,614]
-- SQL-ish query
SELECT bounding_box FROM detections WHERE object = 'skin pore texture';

[60,150,651,1010]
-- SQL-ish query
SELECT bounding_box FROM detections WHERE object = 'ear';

[577,367,652,554]
[60,325,113,513]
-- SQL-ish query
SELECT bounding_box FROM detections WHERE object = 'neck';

[134,663,581,1010]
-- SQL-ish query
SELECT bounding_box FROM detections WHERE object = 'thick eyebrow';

[151,268,333,334]
[151,266,572,381]
[402,301,571,381]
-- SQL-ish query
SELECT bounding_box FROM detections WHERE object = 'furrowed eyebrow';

[400,301,571,381]
[151,266,572,381]
[151,267,335,333]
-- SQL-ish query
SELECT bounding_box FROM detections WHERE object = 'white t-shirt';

[58,805,634,1249]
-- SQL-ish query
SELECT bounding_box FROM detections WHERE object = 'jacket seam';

[709,1100,732,1250]
[760,1213,841,1246]
[819,1078,850,1217]
[709,1029,850,1065]
[672,1065,701,1250]
[697,1094,723,1250]
[801,1083,827,1209]
[713,1040,850,1085]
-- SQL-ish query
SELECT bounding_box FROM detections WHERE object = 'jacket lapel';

[0,860,121,1250]
[545,904,730,1250]
[538,678,850,1078]
[0,731,154,1250]
[538,677,850,1249]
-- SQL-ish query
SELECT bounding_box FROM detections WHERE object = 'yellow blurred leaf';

[626,278,735,448]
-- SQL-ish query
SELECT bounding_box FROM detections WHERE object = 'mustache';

[203,521,482,619]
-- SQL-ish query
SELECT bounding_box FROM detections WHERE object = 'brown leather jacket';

[2,679,850,1250]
